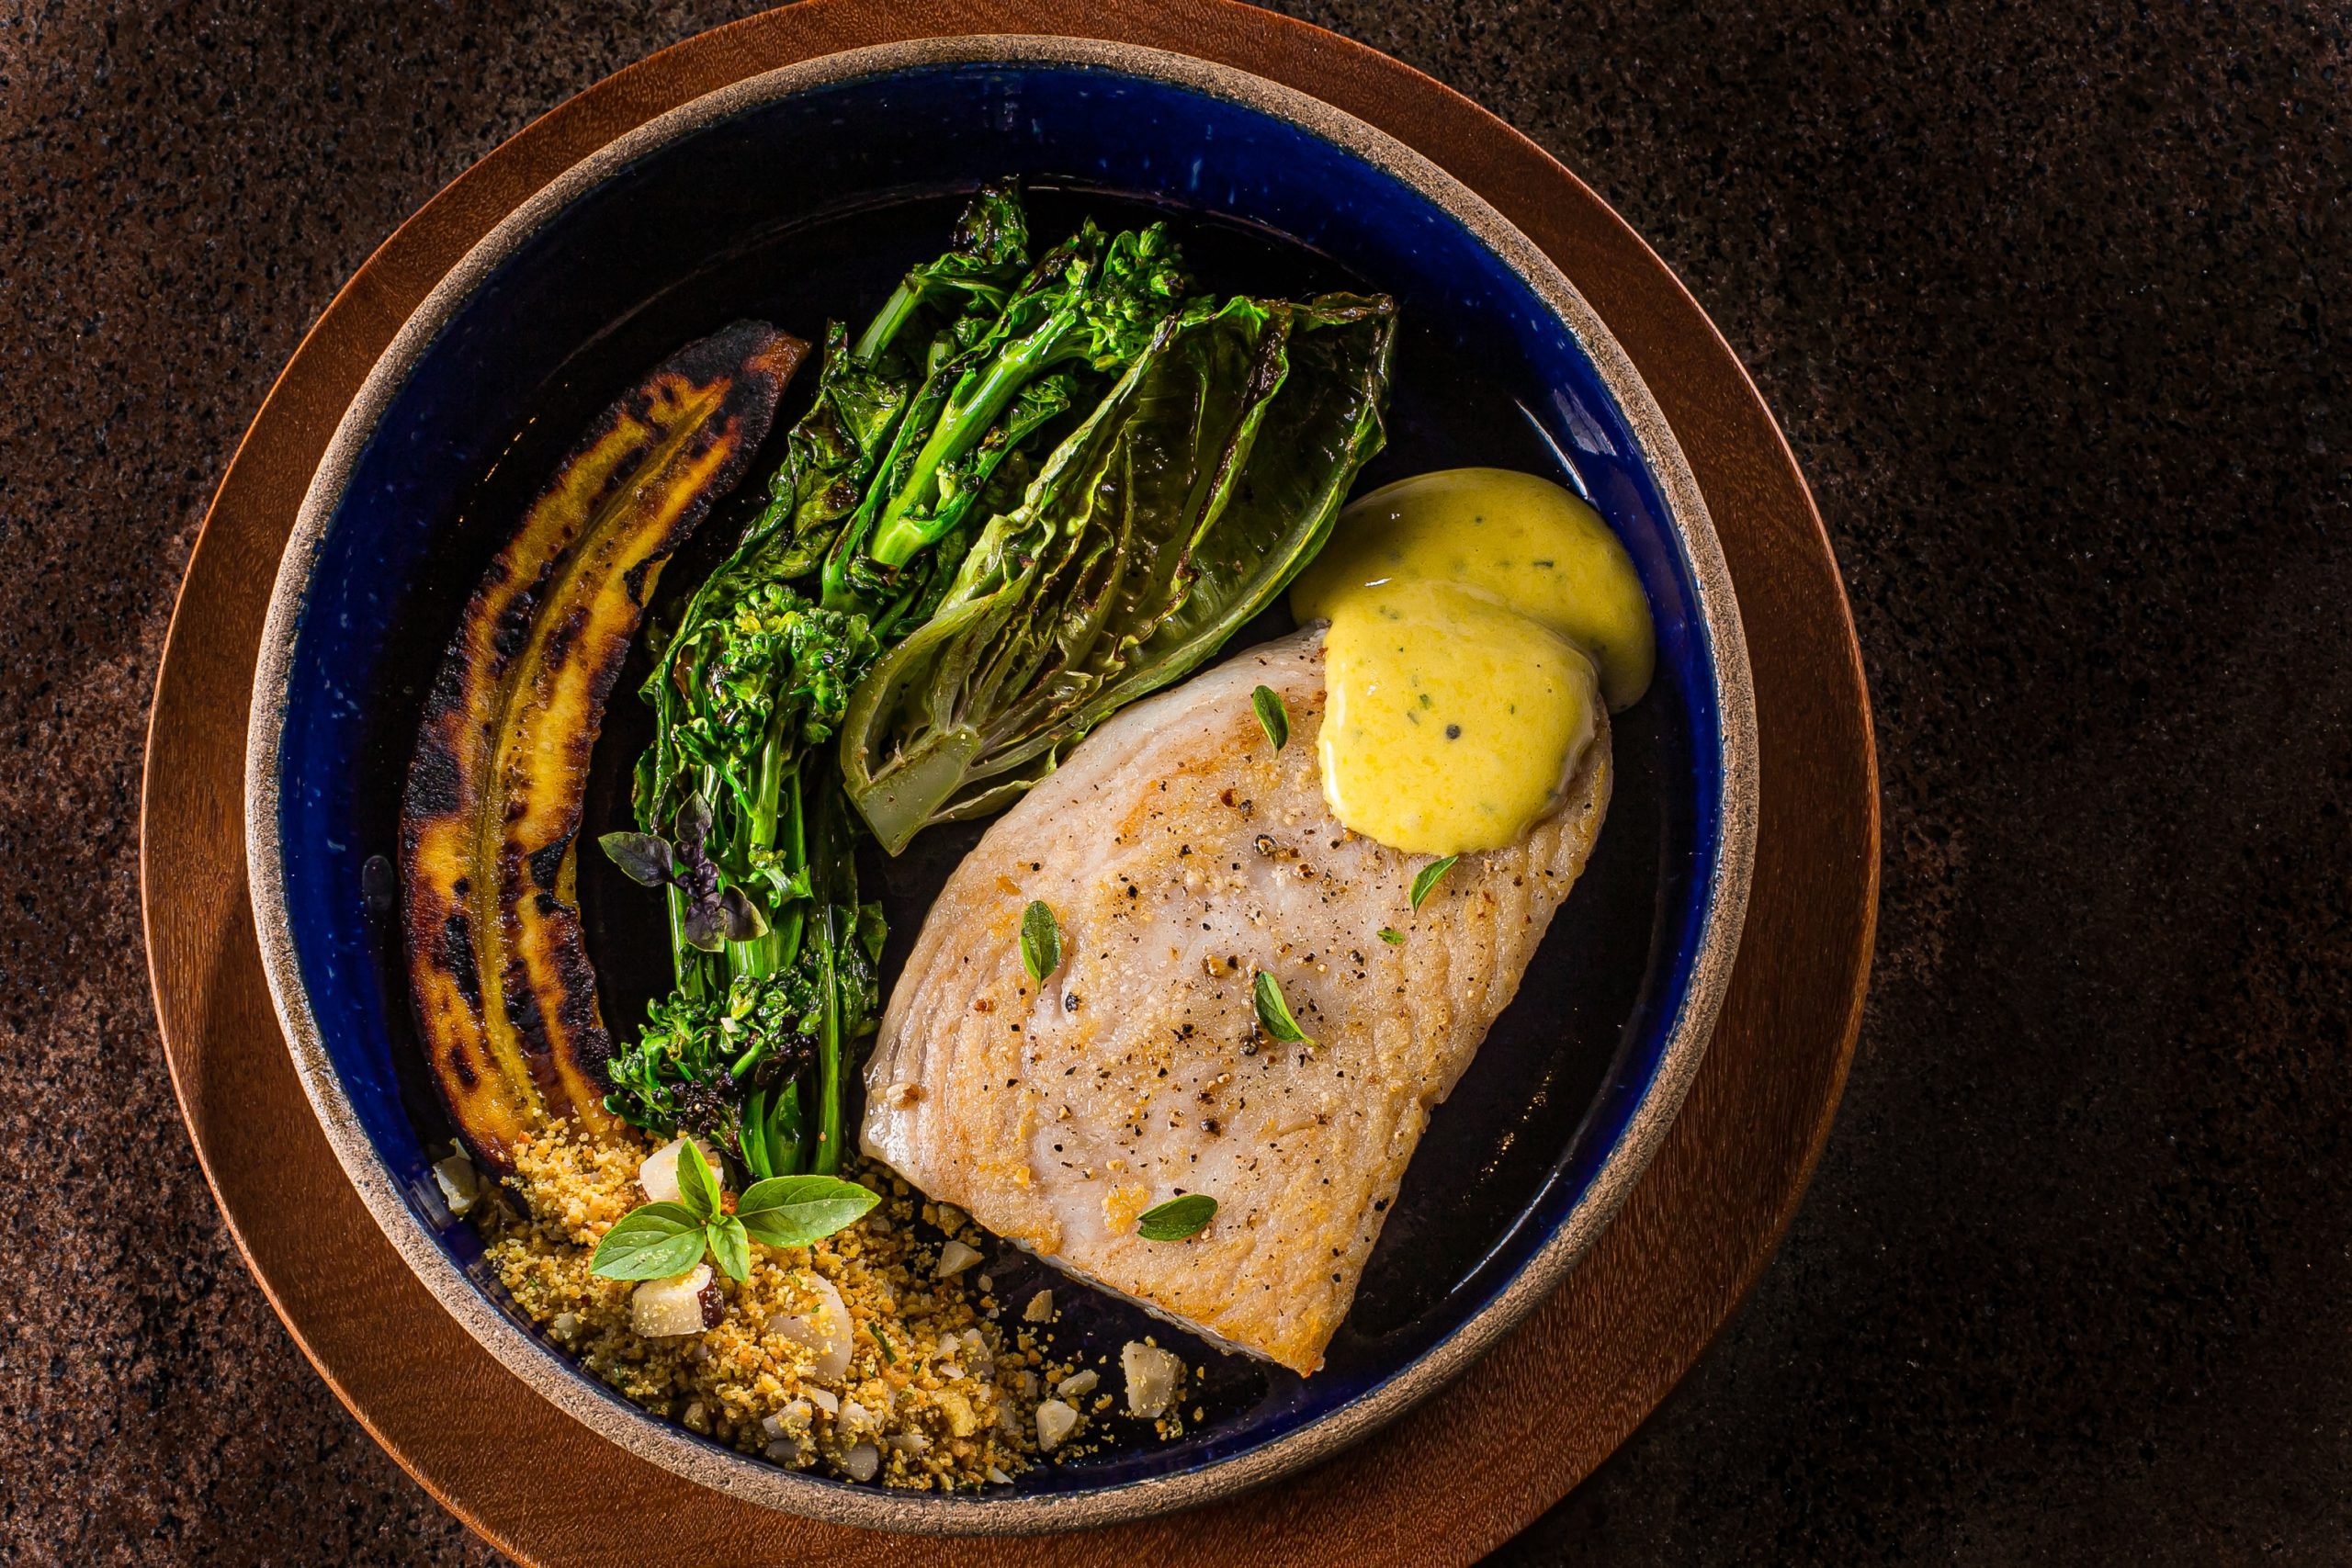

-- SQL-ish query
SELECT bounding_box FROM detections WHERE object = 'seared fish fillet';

[861,626,1610,1375]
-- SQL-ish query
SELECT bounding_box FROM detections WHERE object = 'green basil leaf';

[1136,1193,1217,1241]
[707,1215,752,1283]
[1251,684,1289,752]
[1252,969,1313,1045]
[589,1202,707,1280]
[736,1175,882,1249]
[675,1138,721,1224]
[1408,854,1459,909]
[1021,899,1061,985]
[1377,927,1406,945]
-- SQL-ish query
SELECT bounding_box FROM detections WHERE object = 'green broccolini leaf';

[853,218,1191,574]
[601,961,829,1142]
[851,179,1031,366]
[644,581,878,833]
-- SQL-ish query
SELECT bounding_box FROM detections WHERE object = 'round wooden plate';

[141,3,1876,1562]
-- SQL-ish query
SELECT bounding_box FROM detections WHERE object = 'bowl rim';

[243,32,1758,1536]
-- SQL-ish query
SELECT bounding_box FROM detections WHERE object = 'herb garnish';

[600,793,770,953]
[1408,854,1459,909]
[1021,899,1062,985]
[1136,1193,1218,1241]
[589,1141,876,1282]
[1251,685,1290,752]
[1252,969,1313,1046]
[1377,927,1406,945]
[736,1172,882,1249]
[590,1141,744,1281]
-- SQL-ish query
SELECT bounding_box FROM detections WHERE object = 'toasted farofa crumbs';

[482,1126,1045,1490]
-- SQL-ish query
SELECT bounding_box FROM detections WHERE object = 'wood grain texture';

[139,2,1875,1562]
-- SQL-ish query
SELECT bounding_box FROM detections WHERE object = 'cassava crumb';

[482,1125,1040,1490]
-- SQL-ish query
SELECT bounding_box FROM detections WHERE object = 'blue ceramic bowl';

[246,37,1753,1533]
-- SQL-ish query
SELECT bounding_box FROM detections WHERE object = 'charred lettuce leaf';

[838,291,1396,852]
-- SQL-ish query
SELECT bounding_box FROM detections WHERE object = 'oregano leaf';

[1408,854,1459,909]
[1136,1193,1217,1241]
[1021,899,1061,985]
[1252,969,1313,1046]
[1250,685,1289,752]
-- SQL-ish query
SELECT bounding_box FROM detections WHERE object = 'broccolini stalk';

[850,179,1031,366]
[603,184,1398,1187]
[606,566,880,1173]
[837,291,1397,852]
[600,186,1029,1176]
[857,220,1190,573]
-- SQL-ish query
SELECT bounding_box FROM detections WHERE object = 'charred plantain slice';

[401,321,807,1173]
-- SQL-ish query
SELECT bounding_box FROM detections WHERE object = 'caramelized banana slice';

[401,321,806,1172]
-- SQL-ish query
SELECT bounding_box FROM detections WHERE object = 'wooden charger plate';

[140,2,1876,1562]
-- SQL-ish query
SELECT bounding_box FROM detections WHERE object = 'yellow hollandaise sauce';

[1291,468,1655,857]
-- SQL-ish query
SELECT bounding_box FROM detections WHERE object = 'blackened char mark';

[502,956,553,1066]
[440,911,481,1007]
[526,840,568,891]
[538,598,589,677]
[403,728,465,819]
[543,915,604,1043]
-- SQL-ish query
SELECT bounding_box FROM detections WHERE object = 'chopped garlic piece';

[1121,1341,1185,1418]
[935,1239,983,1278]
[1057,1369,1099,1400]
[840,1441,881,1483]
[765,1276,853,1381]
[1035,1398,1080,1452]
[630,1265,711,1337]
[432,1153,480,1215]
[1023,1290,1055,1323]
[637,1136,720,1204]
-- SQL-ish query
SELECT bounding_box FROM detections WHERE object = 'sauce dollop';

[1290,468,1655,856]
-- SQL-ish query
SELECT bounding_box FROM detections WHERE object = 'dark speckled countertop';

[3,2,2346,1562]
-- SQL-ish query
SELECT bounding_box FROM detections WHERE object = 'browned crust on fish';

[400,321,805,1172]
